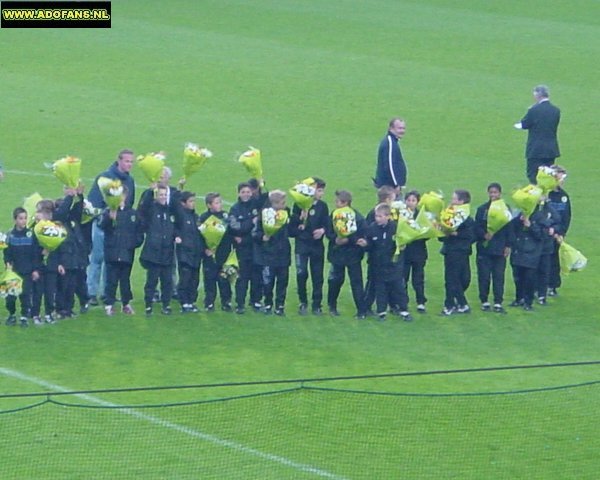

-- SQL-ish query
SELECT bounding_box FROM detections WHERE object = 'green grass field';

[1,1,599,478]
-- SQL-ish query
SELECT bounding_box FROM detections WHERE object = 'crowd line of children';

[3,167,571,326]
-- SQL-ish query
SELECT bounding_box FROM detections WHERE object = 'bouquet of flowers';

[219,250,239,285]
[45,155,81,188]
[536,165,565,194]
[137,151,166,183]
[559,241,587,275]
[261,207,289,236]
[81,199,102,224]
[512,184,543,218]
[34,220,68,252]
[390,200,412,222]
[487,199,513,235]
[0,232,8,250]
[289,177,316,211]
[417,191,445,219]
[238,146,263,181]
[23,192,43,228]
[414,208,444,240]
[0,268,23,298]
[331,206,357,238]
[97,177,124,210]
[440,204,471,233]
[199,215,227,251]
[183,142,212,179]
[394,216,429,249]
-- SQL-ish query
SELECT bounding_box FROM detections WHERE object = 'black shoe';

[298,303,308,316]
[190,304,199,313]
[547,288,558,297]
[205,304,215,313]
[493,304,507,314]
[399,311,413,322]
[180,305,193,313]
[19,316,29,328]
[509,300,524,308]
[145,306,153,317]
[440,307,455,316]
[88,297,99,307]
[251,303,262,313]
[538,297,547,306]
[456,305,471,314]
[221,303,233,313]
[311,307,323,316]
[235,306,245,315]
[80,303,89,314]
[5,315,17,326]
[481,302,491,312]
[274,307,285,316]
[161,306,172,316]
[377,313,387,322]
[263,305,273,315]
[329,307,340,317]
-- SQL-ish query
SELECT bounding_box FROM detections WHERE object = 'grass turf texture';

[1,0,599,478]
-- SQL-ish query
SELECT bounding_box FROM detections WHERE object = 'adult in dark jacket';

[514,85,560,183]
[374,118,407,195]
[474,184,512,313]
[86,149,135,305]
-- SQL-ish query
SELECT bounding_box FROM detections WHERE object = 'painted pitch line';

[0,367,348,480]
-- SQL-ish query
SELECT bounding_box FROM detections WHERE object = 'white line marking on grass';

[0,367,348,480]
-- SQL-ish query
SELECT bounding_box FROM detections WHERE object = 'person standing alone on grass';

[514,85,561,183]
[374,118,408,196]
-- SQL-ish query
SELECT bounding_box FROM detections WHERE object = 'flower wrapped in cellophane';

[199,215,227,251]
[238,146,263,181]
[331,206,357,238]
[390,200,412,222]
[512,184,543,218]
[536,165,565,194]
[289,177,316,211]
[440,204,471,233]
[81,199,102,224]
[0,232,8,250]
[559,241,587,275]
[414,208,444,240]
[45,155,81,188]
[394,217,429,250]
[417,191,445,219]
[34,220,68,252]
[97,177,124,210]
[0,268,23,298]
[219,250,239,285]
[261,207,289,236]
[137,151,166,183]
[487,199,513,235]
[23,193,43,228]
[183,142,212,179]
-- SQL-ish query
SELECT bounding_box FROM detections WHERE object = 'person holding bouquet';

[198,193,233,312]
[326,190,367,319]
[474,183,513,314]
[403,191,429,314]
[534,197,561,306]
[289,177,329,316]
[439,190,476,316]
[252,190,291,316]
[4,208,42,327]
[99,186,143,316]
[546,166,571,296]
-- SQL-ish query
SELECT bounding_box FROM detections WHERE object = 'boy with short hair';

[474,183,512,313]
[546,167,571,296]
[138,185,178,316]
[439,189,475,316]
[403,190,429,313]
[252,190,291,316]
[326,190,367,319]
[289,177,329,315]
[198,192,233,312]
[99,186,143,315]
[361,203,412,321]
[175,191,203,313]
[4,207,42,327]
[535,196,561,305]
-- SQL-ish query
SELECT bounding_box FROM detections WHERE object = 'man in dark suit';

[374,118,407,196]
[514,85,561,183]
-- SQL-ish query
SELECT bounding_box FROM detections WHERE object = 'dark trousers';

[363,263,376,312]
[537,253,552,299]
[74,268,89,306]
[404,258,427,305]
[144,263,173,307]
[262,265,289,309]
[177,263,200,306]
[105,261,133,306]
[32,271,57,316]
[327,262,365,314]
[375,275,407,314]
[6,274,33,317]
[57,269,79,314]
[512,264,537,306]
[527,158,555,184]
[548,243,561,289]
[443,253,471,309]
[250,261,263,306]
[234,257,252,308]
[476,254,506,304]
[203,256,231,308]
[295,251,324,309]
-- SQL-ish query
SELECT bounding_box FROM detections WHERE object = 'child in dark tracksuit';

[99,188,143,315]
[439,190,475,316]
[289,178,329,316]
[474,183,512,313]
[228,183,259,314]
[139,185,178,316]
[535,199,561,305]
[546,171,571,296]
[175,192,203,313]
[362,203,411,322]
[198,193,233,312]
[403,191,428,313]
[326,190,367,319]
[4,208,42,327]
[252,190,291,316]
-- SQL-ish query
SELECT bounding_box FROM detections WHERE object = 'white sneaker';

[417,304,426,313]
